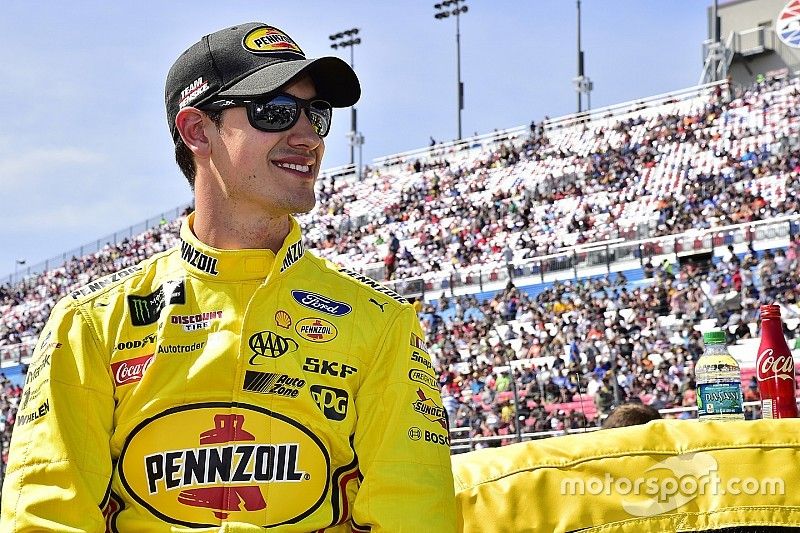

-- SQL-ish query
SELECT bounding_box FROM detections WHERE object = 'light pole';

[573,0,594,113]
[434,0,468,140]
[329,28,362,166]
[14,259,26,282]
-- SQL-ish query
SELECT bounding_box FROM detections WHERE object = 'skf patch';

[242,26,304,56]
[302,357,358,378]
[295,318,338,343]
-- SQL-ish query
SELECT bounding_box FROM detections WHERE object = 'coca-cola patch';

[756,349,795,381]
[111,354,154,386]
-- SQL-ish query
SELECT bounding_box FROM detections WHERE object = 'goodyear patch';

[242,26,304,56]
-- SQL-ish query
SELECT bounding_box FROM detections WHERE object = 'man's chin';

[291,199,317,215]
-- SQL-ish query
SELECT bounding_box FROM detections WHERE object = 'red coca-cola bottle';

[756,304,798,418]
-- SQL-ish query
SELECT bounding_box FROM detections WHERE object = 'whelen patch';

[242,26,304,55]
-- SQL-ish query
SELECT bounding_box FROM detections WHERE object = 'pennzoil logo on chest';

[118,403,330,527]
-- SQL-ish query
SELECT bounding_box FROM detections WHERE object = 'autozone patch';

[243,371,305,398]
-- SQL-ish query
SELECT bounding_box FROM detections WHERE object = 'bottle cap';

[760,304,781,319]
[703,330,726,345]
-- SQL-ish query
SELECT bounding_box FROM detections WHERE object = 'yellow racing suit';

[2,213,456,532]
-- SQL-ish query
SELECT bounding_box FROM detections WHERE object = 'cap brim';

[218,56,360,108]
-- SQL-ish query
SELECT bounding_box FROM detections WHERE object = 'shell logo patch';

[118,403,330,527]
[275,310,292,329]
[242,26,304,55]
[295,317,338,343]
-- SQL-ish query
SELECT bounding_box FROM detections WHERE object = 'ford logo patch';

[291,290,352,316]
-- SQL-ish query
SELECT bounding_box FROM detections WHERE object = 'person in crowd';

[602,401,662,429]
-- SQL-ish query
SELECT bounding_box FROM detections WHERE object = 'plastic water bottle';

[695,330,744,420]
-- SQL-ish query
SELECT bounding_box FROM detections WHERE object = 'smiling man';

[2,22,456,532]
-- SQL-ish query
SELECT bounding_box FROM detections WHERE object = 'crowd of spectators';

[425,240,800,448]
[0,75,798,460]
[304,75,800,284]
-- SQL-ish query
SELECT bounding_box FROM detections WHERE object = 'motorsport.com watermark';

[559,452,785,517]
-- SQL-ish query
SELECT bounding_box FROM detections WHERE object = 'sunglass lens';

[308,101,332,137]
[253,95,298,130]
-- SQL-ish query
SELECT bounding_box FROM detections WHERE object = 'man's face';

[210,75,324,217]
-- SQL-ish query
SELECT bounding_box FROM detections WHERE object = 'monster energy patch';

[127,280,186,326]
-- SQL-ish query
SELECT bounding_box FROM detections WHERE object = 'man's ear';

[175,107,212,158]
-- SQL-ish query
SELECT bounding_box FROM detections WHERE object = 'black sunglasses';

[200,93,333,137]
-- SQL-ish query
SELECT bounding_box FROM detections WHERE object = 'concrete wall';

[708,0,800,84]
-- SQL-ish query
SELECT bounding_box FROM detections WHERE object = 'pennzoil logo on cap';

[242,26,304,56]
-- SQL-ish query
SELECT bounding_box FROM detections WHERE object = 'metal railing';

[3,213,797,365]
[381,214,800,300]
[545,80,726,131]
[371,126,529,169]
[448,400,772,453]
[3,202,193,286]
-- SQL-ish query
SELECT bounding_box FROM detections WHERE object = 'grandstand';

[2,70,800,476]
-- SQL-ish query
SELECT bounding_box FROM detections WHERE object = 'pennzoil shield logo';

[242,26,304,56]
[295,317,338,343]
[118,403,330,527]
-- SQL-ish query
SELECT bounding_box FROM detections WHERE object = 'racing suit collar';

[178,212,306,281]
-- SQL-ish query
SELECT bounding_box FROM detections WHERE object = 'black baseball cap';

[165,22,360,142]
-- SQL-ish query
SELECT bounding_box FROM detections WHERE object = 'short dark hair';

[602,402,661,429]
[174,109,224,190]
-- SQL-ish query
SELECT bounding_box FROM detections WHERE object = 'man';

[601,401,661,429]
[2,22,456,531]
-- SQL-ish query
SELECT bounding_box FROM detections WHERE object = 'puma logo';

[369,298,387,312]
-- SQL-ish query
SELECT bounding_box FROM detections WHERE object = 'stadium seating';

[2,74,800,465]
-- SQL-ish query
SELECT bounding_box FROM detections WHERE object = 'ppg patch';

[310,385,348,421]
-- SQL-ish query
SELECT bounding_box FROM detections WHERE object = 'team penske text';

[144,443,307,494]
